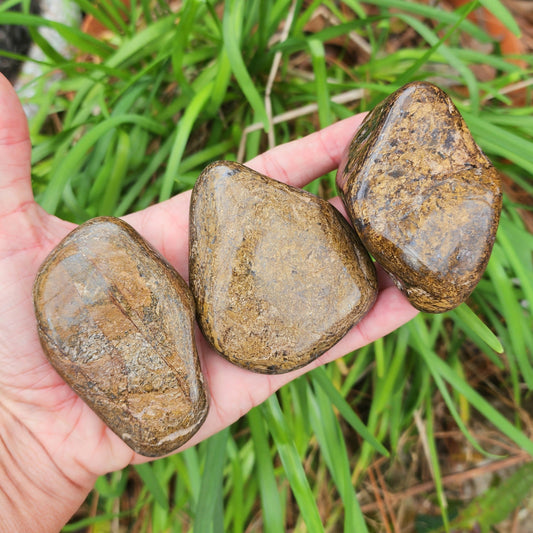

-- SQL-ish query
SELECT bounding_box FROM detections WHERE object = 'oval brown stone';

[337,81,502,313]
[33,217,208,457]
[189,161,378,374]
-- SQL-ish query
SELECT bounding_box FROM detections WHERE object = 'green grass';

[3,0,533,530]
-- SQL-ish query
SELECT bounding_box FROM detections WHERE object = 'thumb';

[0,73,33,219]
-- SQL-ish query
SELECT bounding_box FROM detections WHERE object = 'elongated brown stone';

[189,161,378,374]
[33,217,208,457]
[337,82,502,313]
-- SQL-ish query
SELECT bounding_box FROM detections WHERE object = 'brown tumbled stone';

[189,161,378,374]
[33,217,208,457]
[337,81,502,313]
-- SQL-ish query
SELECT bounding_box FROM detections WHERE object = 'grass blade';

[193,428,230,533]
[410,318,502,458]
[40,114,165,214]
[311,366,389,457]
[134,463,169,511]
[248,408,285,533]
[0,12,114,59]
[159,81,214,201]
[99,128,130,215]
[222,0,269,130]
[449,303,503,354]
[479,0,521,36]
[425,342,533,456]
[106,15,177,69]
[261,395,324,533]
[308,38,331,128]
[487,245,533,388]
[308,382,369,532]
[423,396,450,531]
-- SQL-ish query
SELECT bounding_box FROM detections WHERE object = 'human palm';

[0,74,417,531]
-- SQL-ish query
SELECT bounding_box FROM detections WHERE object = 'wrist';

[0,404,95,533]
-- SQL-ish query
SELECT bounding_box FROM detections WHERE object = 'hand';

[0,73,418,531]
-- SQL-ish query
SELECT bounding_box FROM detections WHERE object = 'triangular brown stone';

[189,161,377,374]
[337,82,502,313]
[33,217,208,457]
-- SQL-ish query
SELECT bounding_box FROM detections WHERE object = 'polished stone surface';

[33,217,208,457]
[189,161,377,374]
[337,81,502,313]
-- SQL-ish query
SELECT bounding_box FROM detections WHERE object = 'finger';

[0,74,34,219]
[246,113,365,188]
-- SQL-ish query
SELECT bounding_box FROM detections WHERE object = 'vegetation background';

[1,0,532,531]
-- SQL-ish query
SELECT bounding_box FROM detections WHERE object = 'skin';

[0,73,418,532]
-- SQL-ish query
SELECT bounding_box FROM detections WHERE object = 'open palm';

[0,73,417,531]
